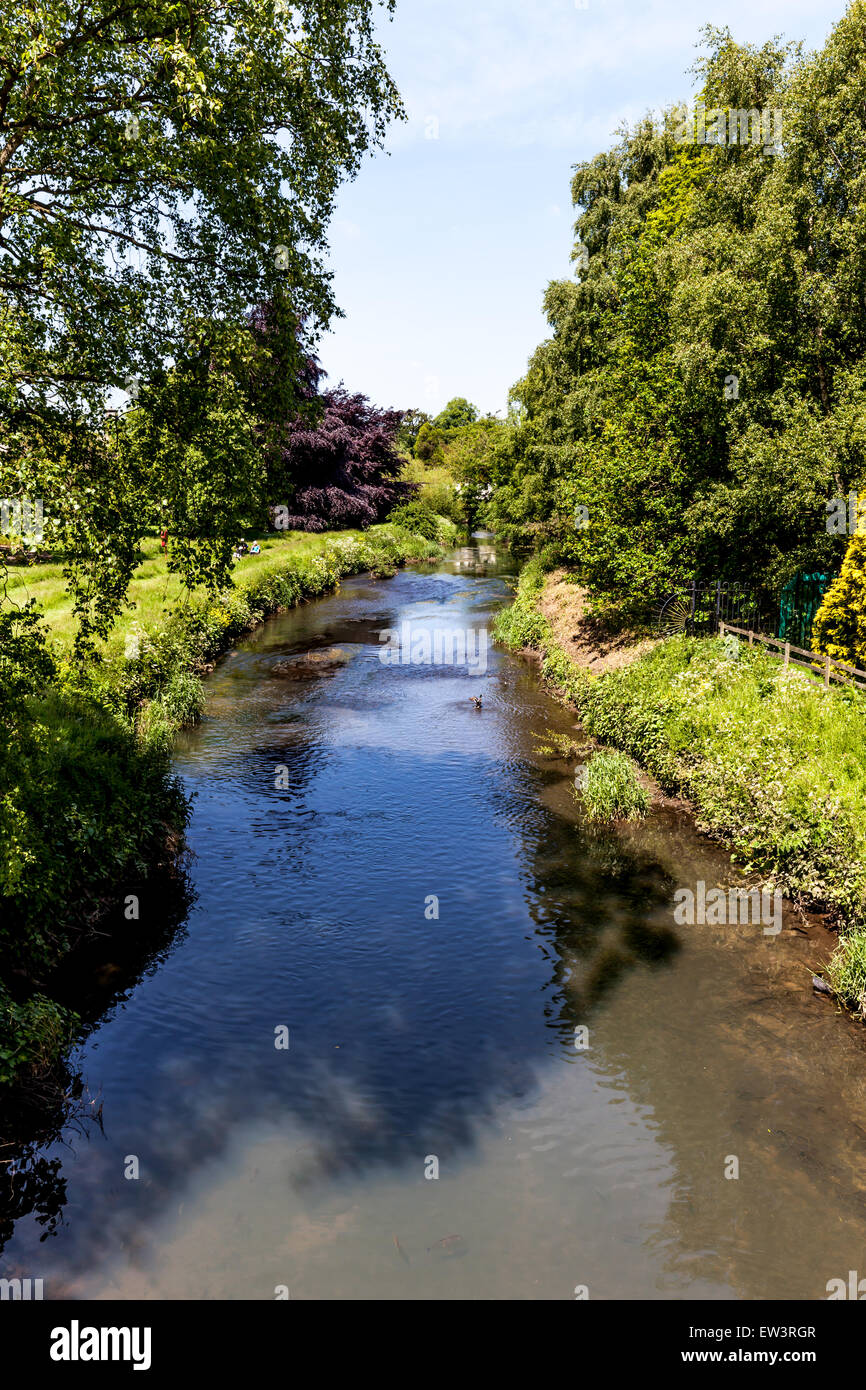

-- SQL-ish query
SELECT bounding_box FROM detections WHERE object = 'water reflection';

[1,548,865,1300]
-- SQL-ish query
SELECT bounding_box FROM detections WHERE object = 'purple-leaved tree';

[269,384,415,532]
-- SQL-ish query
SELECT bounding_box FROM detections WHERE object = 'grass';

[4,530,361,656]
[578,750,650,822]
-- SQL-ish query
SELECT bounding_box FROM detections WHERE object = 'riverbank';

[9,539,866,1300]
[494,557,866,1014]
[0,523,450,1097]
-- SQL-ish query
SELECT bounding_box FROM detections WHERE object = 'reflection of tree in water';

[0,867,193,1256]
[519,787,681,1029]
[529,785,866,1299]
[0,1105,75,1253]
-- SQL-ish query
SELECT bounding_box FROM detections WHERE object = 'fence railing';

[655,581,773,639]
[719,622,866,691]
[657,576,832,648]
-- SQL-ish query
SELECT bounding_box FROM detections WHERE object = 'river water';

[4,543,866,1300]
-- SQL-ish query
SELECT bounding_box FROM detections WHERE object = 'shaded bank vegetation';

[1,522,441,1095]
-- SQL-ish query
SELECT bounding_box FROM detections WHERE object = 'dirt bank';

[537,569,657,674]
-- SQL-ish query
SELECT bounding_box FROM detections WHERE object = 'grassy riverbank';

[1,523,450,1094]
[494,558,866,1013]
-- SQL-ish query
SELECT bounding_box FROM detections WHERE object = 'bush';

[0,987,78,1089]
[0,688,188,975]
[492,555,551,649]
[812,520,866,667]
[578,750,650,822]
[387,500,456,545]
[827,930,866,1018]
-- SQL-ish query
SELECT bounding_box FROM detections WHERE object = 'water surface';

[3,544,866,1300]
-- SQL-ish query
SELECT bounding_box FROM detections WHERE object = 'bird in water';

[471,695,483,709]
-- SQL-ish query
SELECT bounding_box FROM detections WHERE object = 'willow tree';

[490,9,866,613]
[0,0,403,646]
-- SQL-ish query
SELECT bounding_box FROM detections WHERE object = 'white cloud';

[382,0,835,152]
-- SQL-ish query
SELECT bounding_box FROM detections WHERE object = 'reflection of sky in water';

[4,557,866,1300]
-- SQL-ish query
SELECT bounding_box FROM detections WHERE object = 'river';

[3,542,866,1300]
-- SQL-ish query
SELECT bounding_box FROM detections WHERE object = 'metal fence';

[656,575,832,646]
[656,582,772,638]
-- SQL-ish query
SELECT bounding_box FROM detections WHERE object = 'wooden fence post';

[825,654,831,688]
[784,642,790,669]
[748,630,754,647]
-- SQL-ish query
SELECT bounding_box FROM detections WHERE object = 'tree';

[395,407,431,455]
[491,12,866,612]
[0,0,404,644]
[268,385,414,531]
[446,416,503,532]
[433,397,479,437]
[413,420,445,463]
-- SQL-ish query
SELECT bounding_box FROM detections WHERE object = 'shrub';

[0,987,78,1089]
[812,519,866,667]
[827,930,866,1018]
[492,555,551,649]
[578,750,650,822]
[387,500,456,545]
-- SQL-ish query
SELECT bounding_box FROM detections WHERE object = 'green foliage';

[397,455,463,525]
[490,12,866,606]
[0,602,56,711]
[0,681,188,986]
[491,556,551,649]
[433,397,479,437]
[446,416,504,533]
[0,0,404,651]
[578,750,650,822]
[396,408,432,455]
[0,987,78,1089]
[827,929,866,1018]
[812,516,866,667]
[414,420,446,463]
[0,0,402,428]
[386,501,456,544]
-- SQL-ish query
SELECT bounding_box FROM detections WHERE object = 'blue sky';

[317,0,844,417]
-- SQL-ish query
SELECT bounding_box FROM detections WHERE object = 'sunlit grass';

[4,530,375,657]
[577,749,650,822]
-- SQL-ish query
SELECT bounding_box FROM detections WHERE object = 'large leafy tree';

[491,8,866,615]
[0,0,403,645]
[433,396,478,438]
[268,378,414,531]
